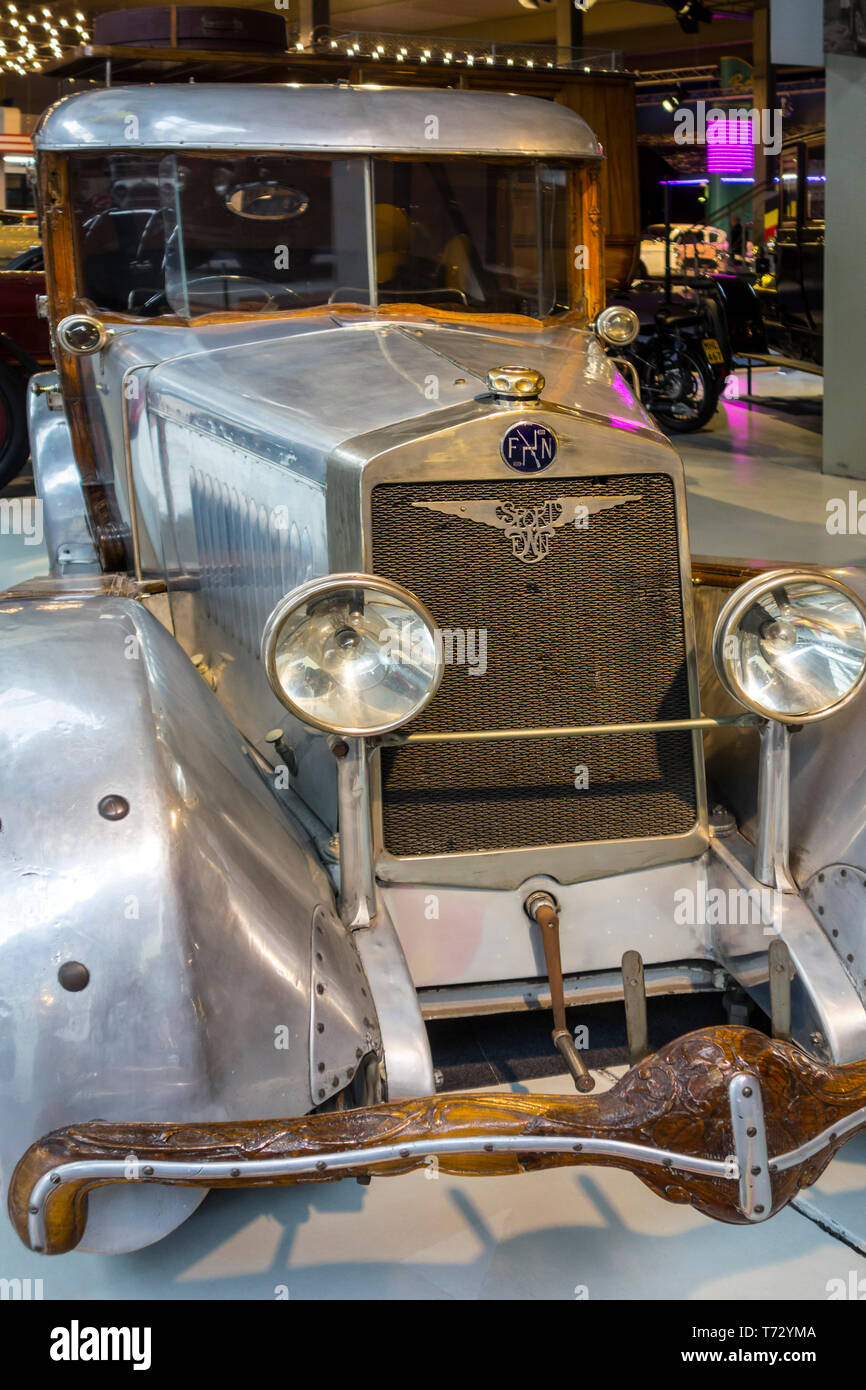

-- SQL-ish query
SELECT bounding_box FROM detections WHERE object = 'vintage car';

[0,242,50,487]
[4,84,866,1258]
[638,223,730,279]
[0,209,40,270]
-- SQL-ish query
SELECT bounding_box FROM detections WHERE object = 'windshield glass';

[160,153,370,315]
[371,159,571,316]
[70,151,580,319]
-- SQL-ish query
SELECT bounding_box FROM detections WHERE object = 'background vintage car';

[0,209,39,267]
[0,242,49,486]
[638,222,730,278]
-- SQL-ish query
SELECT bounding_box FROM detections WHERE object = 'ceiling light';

[672,0,713,34]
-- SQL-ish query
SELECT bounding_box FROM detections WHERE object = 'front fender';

[0,594,380,1249]
[28,374,100,577]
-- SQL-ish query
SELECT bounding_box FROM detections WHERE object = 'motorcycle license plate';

[702,337,725,364]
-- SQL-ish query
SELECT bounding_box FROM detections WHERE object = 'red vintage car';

[0,244,51,488]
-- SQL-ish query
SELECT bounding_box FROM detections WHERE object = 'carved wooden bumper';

[11,1025,866,1254]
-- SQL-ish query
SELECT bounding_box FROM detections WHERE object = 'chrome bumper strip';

[770,1102,866,1173]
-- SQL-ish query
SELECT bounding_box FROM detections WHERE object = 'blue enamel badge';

[500,421,558,473]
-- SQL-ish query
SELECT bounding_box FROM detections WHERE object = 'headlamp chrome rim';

[261,571,443,737]
[56,313,112,356]
[711,567,866,724]
[595,305,640,347]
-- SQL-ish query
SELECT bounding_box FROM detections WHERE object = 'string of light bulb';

[0,5,90,75]
[0,16,618,79]
[295,30,618,75]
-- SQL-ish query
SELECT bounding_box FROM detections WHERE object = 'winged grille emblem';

[410,495,641,565]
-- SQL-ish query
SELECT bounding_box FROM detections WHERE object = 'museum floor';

[4,365,866,1300]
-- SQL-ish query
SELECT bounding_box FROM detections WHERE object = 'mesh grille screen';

[370,473,698,856]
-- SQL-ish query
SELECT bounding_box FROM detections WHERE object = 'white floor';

[4,366,866,1300]
[0,467,47,588]
[682,375,863,568]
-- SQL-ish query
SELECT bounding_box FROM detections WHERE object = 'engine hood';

[144,314,656,484]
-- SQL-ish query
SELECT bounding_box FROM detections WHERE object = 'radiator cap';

[485,366,545,400]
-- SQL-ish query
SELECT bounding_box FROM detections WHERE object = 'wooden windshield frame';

[43,150,604,330]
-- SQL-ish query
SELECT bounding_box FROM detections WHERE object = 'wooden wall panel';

[554,77,641,288]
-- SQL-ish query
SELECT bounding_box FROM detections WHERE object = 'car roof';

[647,225,728,241]
[35,83,602,160]
[644,223,727,234]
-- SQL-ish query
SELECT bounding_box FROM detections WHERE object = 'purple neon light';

[706,118,754,175]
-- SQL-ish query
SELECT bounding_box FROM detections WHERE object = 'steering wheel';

[184,275,298,310]
[140,274,300,316]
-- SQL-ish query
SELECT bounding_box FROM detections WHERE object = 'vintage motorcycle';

[601,281,732,432]
[4,83,866,1257]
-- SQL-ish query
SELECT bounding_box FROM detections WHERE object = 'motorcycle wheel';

[650,347,719,434]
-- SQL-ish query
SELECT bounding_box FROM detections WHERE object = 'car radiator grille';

[370,474,698,857]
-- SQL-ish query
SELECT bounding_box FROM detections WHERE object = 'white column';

[823,54,866,477]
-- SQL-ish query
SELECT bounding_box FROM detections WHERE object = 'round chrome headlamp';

[261,573,442,736]
[594,305,640,347]
[712,569,866,723]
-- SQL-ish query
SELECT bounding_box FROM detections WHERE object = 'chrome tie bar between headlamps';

[378,713,760,745]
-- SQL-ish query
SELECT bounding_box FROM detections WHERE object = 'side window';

[806,145,825,223]
[779,148,799,225]
[370,159,571,318]
[70,154,167,314]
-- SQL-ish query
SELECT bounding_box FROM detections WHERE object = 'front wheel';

[0,363,29,489]
[649,345,719,433]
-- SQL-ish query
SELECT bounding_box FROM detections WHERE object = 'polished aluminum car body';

[3,83,866,1253]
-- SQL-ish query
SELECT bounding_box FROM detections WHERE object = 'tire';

[0,363,29,490]
[650,346,719,433]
